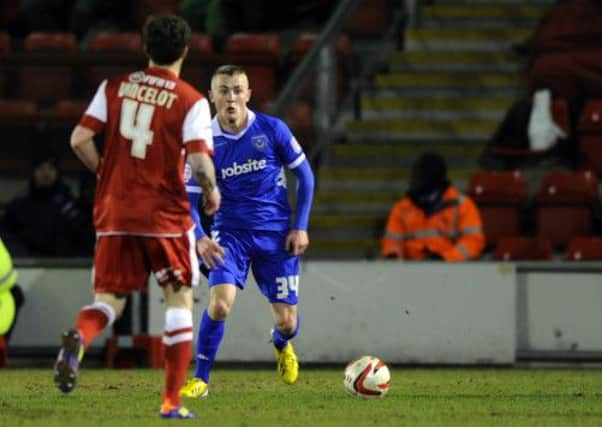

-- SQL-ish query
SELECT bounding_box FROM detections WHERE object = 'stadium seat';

[83,32,144,98]
[577,99,602,133]
[343,0,389,38]
[130,0,182,30]
[222,33,281,108]
[493,237,553,261]
[0,100,39,176]
[15,32,77,105]
[578,136,602,175]
[42,100,89,175]
[466,170,528,247]
[535,170,599,248]
[0,32,9,97]
[180,33,214,93]
[106,335,165,369]
[287,32,352,104]
[285,100,315,150]
[565,236,602,261]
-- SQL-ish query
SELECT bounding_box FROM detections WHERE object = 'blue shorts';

[208,229,300,305]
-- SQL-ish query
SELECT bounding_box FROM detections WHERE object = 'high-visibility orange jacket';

[381,186,485,261]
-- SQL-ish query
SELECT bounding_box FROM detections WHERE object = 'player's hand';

[285,230,309,256]
[196,236,225,269]
[203,187,221,215]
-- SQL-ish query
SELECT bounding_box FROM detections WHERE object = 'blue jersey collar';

[211,109,256,140]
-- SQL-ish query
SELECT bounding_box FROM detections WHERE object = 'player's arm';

[70,125,100,174]
[186,179,224,268]
[187,152,220,215]
[286,158,315,256]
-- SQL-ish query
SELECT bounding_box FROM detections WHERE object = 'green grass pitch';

[1,368,602,426]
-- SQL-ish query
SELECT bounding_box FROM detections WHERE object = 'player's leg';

[160,284,196,418]
[54,235,137,394]
[270,303,300,384]
[181,229,249,398]
[251,230,301,384]
[152,230,199,419]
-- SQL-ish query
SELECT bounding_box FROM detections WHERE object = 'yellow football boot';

[179,377,209,398]
[274,342,298,384]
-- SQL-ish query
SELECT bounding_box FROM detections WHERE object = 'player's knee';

[275,317,297,336]
[208,299,232,320]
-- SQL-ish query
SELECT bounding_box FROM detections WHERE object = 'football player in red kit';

[53,14,220,419]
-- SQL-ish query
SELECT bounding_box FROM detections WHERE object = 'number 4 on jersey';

[120,99,155,159]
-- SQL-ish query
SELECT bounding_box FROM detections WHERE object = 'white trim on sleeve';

[84,80,108,123]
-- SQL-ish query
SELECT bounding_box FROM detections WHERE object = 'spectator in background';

[0,148,91,257]
[481,0,602,169]
[381,153,485,261]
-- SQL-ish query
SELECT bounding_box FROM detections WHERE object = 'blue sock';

[194,310,225,383]
[272,314,300,351]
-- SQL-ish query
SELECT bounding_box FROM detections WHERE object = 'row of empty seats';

[467,170,600,249]
[493,236,602,261]
[0,31,352,109]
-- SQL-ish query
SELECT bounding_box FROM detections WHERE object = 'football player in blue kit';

[180,65,315,398]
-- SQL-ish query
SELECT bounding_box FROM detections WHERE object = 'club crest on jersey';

[252,135,268,150]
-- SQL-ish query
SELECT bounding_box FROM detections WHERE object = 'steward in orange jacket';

[381,153,485,261]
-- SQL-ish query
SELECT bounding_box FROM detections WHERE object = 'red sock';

[75,303,114,349]
[162,308,193,408]
[163,339,192,408]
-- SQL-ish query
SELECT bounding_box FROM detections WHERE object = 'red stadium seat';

[287,32,352,103]
[0,32,9,54]
[180,33,214,93]
[0,100,39,176]
[565,236,602,261]
[343,0,389,37]
[578,136,602,175]
[130,0,183,30]
[285,100,315,150]
[83,32,144,98]
[466,170,528,247]
[0,335,6,368]
[578,99,602,133]
[15,32,77,105]
[493,237,553,261]
[223,33,281,108]
[535,170,599,248]
[0,32,9,97]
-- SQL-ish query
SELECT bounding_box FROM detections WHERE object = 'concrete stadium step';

[375,71,520,90]
[404,28,532,52]
[390,51,523,72]
[420,4,548,28]
[316,167,474,193]
[306,239,380,260]
[328,142,484,167]
[366,86,519,98]
[310,214,385,240]
[360,95,513,120]
[346,118,498,142]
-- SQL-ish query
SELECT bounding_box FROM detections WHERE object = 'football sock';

[163,308,193,408]
[194,310,225,383]
[272,313,300,351]
[75,302,115,349]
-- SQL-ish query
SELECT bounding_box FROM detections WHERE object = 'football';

[343,355,391,398]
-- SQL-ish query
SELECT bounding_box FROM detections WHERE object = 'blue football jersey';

[185,109,306,231]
